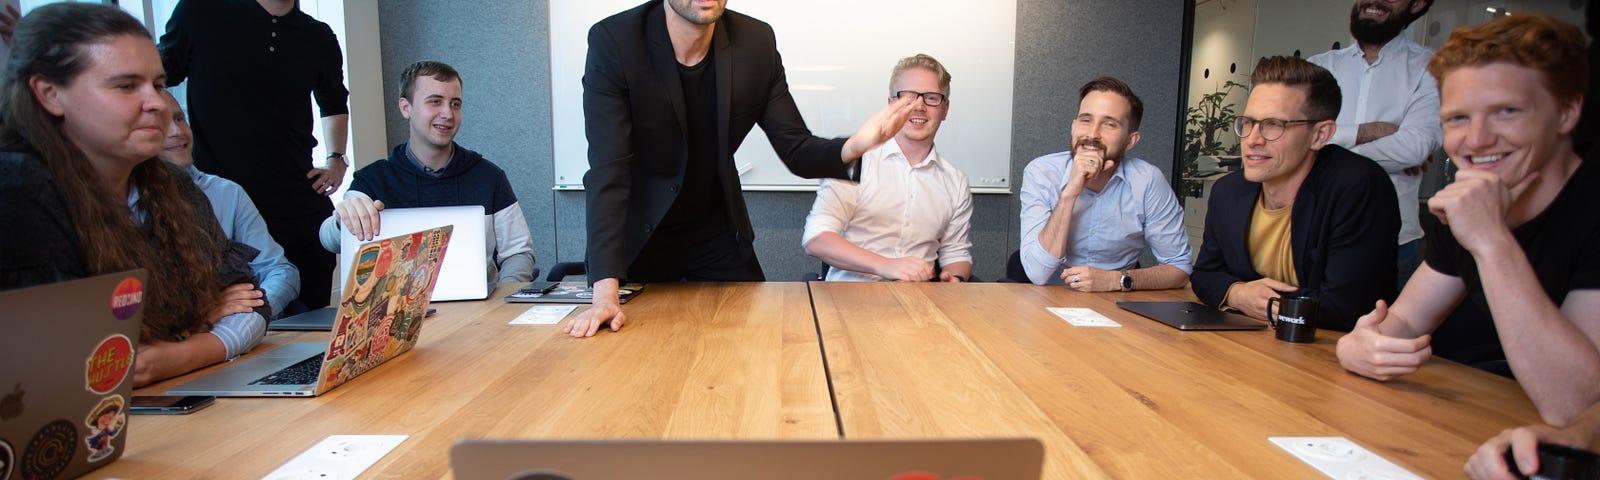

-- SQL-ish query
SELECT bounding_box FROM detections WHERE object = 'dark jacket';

[1191,145,1400,331]
[580,1,851,283]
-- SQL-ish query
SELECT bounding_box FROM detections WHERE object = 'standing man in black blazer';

[569,0,917,337]
[1191,56,1399,332]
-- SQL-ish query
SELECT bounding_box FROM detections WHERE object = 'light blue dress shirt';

[129,184,266,359]
[187,166,301,318]
[1018,152,1192,285]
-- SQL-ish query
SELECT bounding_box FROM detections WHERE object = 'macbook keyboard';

[249,355,323,385]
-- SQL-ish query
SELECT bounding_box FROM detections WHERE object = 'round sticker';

[21,420,75,480]
[0,439,14,480]
[110,277,143,321]
[85,334,134,394]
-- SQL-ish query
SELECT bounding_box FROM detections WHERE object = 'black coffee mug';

[1266,296,1319,343]
[1505,443,1600,480]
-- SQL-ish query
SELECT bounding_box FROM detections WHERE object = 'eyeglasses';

[893,90,947,107]
[1233,116,1318,141]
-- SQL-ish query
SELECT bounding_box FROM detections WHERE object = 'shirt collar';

[875,139,941,169]
[1345,34,1416,61]
[405,143,454,178]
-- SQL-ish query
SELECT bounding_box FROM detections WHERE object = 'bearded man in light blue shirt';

[1018,77,1192,291]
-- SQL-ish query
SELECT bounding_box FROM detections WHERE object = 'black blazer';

[581,1,850,283]
[1190,145,1400,331]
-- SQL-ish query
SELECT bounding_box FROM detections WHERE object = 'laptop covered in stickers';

[0,270,146,480]
[167,226,452,397]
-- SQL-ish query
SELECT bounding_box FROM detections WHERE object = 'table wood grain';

[101,282,835,479]
[810,282,1540,479]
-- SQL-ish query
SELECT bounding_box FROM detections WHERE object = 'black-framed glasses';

[893,90,947,107]
[1233,116,1317,141]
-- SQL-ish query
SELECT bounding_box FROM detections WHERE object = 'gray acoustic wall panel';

[378,0,1186,284]
[378,0,560,277]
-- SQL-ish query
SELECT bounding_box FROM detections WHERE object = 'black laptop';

[1116,301,1267,331]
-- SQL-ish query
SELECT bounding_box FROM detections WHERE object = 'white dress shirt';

[1309,36,1442,245]
[802,140,973,282]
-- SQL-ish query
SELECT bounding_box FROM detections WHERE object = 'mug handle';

[1267,297,1280,329]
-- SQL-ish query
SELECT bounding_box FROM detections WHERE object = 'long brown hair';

[0,3,221,341]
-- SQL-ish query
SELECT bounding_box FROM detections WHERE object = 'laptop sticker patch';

[82,395,124,462]
[21,419,74,479]
[109,277,142,321]
[84,335,132,395]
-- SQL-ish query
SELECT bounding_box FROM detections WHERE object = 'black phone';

[516,281,560,295]
[129,395,215,415]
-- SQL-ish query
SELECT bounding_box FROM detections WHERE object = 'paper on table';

[1269,437,1423,479]
[510,305,579,325]
[262,434,408,480]
[1047,307,1122,327]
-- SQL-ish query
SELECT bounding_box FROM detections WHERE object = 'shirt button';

[669,184,679,193]
[271,18,277,23]
[271,32,277,37]
[268,46,276,52]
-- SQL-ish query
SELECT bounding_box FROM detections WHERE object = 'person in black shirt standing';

[570,0,917,337]
[159,0,349,310]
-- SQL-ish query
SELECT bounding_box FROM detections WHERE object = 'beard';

[1349,2,1411,46]
[1073,136,1123,163]
[668,0,725,26]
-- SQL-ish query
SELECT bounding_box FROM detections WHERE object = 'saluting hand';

[840,95,918,162]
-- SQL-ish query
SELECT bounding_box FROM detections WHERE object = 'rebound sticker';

[110,277,143,321]
[20,420,74,480]
[85,335,134,394]
[83,395,125,462]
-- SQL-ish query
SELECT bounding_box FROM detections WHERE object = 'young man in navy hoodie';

[319,61,535,283]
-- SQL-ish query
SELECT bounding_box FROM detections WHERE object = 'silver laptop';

[341,205,486,301]
[450,438,1044,480]
[1,270,147,479]
[1117,301,1268,331]
[170,226,452,397]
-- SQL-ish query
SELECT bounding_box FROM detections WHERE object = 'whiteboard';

[549,0,1016,192]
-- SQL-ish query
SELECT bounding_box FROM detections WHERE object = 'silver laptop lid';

[340,205,486,301]
[450,438,1044,480]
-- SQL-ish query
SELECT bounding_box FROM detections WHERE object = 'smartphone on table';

[130,395,215,415]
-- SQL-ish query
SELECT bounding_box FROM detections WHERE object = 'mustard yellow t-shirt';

[1247,193,1298,287]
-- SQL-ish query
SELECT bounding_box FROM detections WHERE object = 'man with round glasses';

[802,54,973,282]
[1191,56,1400,331]
[1017,77,1192,291]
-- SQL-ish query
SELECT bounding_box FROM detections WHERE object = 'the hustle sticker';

[85,335,133,394]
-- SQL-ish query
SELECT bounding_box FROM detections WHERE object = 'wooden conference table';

[106,282,1539,479]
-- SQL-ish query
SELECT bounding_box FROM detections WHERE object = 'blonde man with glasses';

[1190,56,1400,331]
[802,54,973,282]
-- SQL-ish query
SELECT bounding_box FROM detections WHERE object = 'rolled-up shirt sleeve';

[801,178,858,247]
[1142,175,1194,275]
[1018,162,1066,285]
[207,311,266,360]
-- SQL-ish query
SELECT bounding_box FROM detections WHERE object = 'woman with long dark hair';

[0,3,268,386]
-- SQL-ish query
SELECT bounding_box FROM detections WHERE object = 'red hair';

[1428,14,1588,105]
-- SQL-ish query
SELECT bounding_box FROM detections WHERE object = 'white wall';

[1188,0,1255,157]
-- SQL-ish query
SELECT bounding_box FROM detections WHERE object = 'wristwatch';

[326,151,346,162]
[1119,270,1133,292]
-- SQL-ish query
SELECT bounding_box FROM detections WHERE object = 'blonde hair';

[890,53,952,95]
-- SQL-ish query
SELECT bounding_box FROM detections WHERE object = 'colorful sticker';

[84,334,133,394]
[110,277,143,321]
[82,395,125,462]
[0,439,14,480]
[20,419,75,480]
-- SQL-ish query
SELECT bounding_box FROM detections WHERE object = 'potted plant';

[1181,80,1245,197]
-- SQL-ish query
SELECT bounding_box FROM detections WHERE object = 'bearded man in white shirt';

[801,54,973,282]
[1308,0,1442,289]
